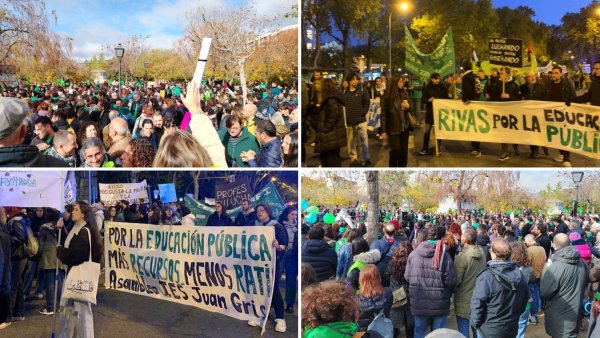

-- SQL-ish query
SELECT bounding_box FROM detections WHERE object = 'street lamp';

[388,1,410,78]
[114,43,125,96]
[571,171,584,217]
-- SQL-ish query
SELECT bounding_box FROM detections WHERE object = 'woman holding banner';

[56,201,102,338]
[251,204,288,332]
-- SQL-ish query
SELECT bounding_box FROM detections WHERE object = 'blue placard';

[158,183,177,203]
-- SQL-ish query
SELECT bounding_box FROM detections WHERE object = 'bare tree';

[184,5,271,104]
[366,171,379,245]
[192,171,201,200]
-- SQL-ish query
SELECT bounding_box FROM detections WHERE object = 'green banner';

[185,182,285,226]
[405,26,455,79]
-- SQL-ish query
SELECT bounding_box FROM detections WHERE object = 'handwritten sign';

[99,180,149,207]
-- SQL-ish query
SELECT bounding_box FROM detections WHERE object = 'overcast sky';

[45,0,297,60]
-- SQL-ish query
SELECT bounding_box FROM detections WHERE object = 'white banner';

[104,222,275,334]
[0,171,66,210]
[99,180,149,207]
[433,99,600,159]
[366,98,381,131]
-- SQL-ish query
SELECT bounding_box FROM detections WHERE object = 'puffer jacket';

[381,91,411,136]
[38,222,61,270]
[356,287,393,331]
[346,249,381,289]
[315,91,347,153]
[343,85,370,126]
[470,260,528,338]
[571,238,592,263]
[540,246,589,338]
[404,241,456,316]
[248,137,282,168]
[301,239,337,282]
[453,245,487,318]
[0,144,69,167]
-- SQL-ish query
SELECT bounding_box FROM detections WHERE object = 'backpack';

[366,310,393,338]
[25,225,39,257]
[376,241,399,287]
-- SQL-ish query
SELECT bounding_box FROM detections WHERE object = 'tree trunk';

[313,29,321,68]
[239,60,247,105]
[366,171,379,245]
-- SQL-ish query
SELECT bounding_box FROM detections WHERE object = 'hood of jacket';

[415,241,436,258]
[462,245,484,260]
[552,245,582,265]
[353,249,381,264]
[0,144,43,166]
[322,89,344,106]
[487,260,522,291]
[303,239,333,255]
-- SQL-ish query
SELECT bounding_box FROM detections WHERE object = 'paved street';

[0,277,297,338]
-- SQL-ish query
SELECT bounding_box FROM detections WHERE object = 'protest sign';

[99,180,149,207]
[215,177,253,210]
[105,222,275,333]
[366,98,381,132]
[186,182,286,226]
[0,171,66,210]
[405,26,455,79]
[64,171,76,206]
[158,183,177,203]
[433,99,600,159]
[489,38,523,68]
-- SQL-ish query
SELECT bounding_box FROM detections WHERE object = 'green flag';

[405,25,455,79]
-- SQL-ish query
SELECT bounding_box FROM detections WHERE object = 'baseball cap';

[0,97,29,140]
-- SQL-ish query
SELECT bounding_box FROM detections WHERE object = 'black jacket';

[315,91,347,153]
[543,78,576,104]
[56,224,102,270]
[343,86,370,126]
[520,81,545,101]
[470,260,529,337]
[356,288,393,331]
[206,212,233,226]
[381,90,411,136]
[301,239,337,282]
[422,82,449,124]
[0,144,69,167]
[573,75,600,106]
[536,234,552,258]
[234,210,257,226]
[248,137,282,168]
[487,78,521,101]
[462,71,480,102]
[0,231,10,295]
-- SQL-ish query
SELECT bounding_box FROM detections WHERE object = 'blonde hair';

[152,129,211,167]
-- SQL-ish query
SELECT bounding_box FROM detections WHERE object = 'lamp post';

[571,171,584,217]
[388,2,410,78]
[114,43,125,96]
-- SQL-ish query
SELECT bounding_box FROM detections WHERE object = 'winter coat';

[38,222,61,270]
[315,92,347,153]
[422,82,449,125]
[247,137,282,168]
[6,216,28,260]
[0,231,10,295]
[571,238,592,263]
[381,90,411,138]
[536,234,552,258]
[589,259,600,295]
[233,210,257,226]
[453,245,487,318]
[540,246,589,338]
[346,249,382,290]
[301,239,337,282]
[343,86,370,126]
[336,243,352,280]
[0,144,69,167]
[520,81,545,101]
[573,75,600,106]
[404,241,457,316]
[527,244,547,279]
[543,78,576,104]
[303,321,358,338]
[462,71,480,102]
[470,260,528,338]
[356,287,393,331]
[219,127,260,167]
[56,223,102,271]
[256,219,288,261]
[206,212,233,226]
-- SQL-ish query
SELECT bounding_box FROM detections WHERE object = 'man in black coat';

[461,61,483,156]
[234,200,257,226]
[343,72,371,166]
[543,66,576,166]
[418,73,449,155]
[572,60,600,106]
[301,227,337,282]
[470,238,528,338]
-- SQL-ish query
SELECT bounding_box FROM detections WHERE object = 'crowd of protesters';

[303,60,599,167]
[301,205,600,338]
[0,79,298,168]
[0,199,298,335]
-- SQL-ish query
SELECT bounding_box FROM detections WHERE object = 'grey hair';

[79,136,105,159]
[109,110,119,120]
[111,117,128,136]
[52,130,73,146]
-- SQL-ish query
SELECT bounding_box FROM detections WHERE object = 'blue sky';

[45,0,297,60]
